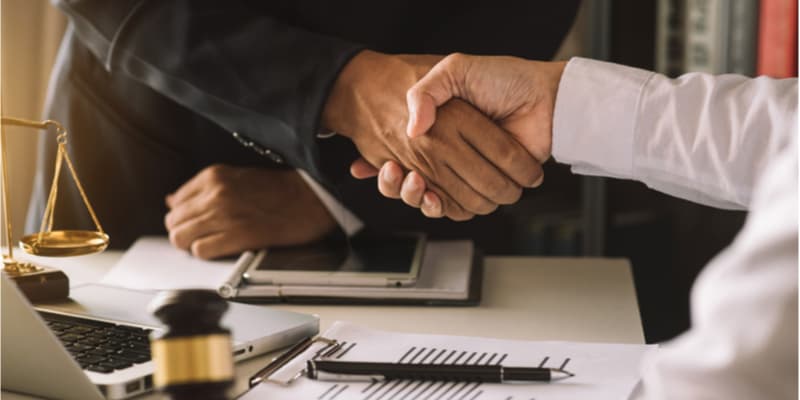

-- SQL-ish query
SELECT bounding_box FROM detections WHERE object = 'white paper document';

[100,236,242,290]
[243,321,657,400]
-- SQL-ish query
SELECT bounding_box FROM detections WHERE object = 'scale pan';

[19,230,110,257]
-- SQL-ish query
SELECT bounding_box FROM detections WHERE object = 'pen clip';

[249,336,340,387]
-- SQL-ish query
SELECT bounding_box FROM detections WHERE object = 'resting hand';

[324,50,542,220]
[164,165,336,259]
[379,54,566,217]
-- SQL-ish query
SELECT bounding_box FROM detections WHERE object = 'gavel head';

[148,290,234,400]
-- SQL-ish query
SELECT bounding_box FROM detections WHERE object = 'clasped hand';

[324,51,544,221]
[344,53,566,219]
[164,165,336,259]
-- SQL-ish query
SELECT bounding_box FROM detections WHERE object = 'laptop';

[1,274,318,399]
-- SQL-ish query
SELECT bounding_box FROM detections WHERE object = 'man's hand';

[407,54,566,161]
[323,50,542,220]
[378,54,567,217]
[164,165,336,259]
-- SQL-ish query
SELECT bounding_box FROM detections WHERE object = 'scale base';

[3,259,69,302]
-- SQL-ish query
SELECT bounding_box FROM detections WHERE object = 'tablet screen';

[253,232,423,274]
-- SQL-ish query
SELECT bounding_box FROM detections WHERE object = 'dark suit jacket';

[30,0,579,250]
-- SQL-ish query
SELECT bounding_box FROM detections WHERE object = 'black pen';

[306,360,574,383]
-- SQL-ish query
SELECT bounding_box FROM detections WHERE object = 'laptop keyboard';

[39,311,153,374]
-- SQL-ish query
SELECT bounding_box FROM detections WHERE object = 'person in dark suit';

[28,0,579,258]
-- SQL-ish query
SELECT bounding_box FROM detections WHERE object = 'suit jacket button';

[269,153,284,164]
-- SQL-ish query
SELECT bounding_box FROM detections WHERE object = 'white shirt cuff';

[316,129,338,139]
[297,169,364,236]
[552,57,655,180]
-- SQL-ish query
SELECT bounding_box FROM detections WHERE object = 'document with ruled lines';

[242,321,657,400]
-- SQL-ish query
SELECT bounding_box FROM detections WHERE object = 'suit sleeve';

[55,0,364,189]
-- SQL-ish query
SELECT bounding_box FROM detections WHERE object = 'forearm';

[552,57,798,210]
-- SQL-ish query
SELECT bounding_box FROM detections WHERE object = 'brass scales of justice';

[1,116,109,301]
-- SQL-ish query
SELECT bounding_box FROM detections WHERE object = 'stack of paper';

[243,321,657,400]
[100,237,239,290]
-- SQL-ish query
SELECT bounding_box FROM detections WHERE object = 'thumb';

[406,91,438,138]
[406,54,467,138]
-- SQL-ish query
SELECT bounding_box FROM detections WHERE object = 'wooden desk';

[4,251,643,399]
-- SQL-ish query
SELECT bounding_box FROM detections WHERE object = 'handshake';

[164,52,568,259]
[323,51,567,220]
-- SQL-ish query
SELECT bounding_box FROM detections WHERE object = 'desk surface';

[5,251,644,399]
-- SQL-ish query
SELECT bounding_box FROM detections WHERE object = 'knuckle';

[439,196,463,219]
[377,129,401,147]
[527,166,545,188]
[483,177,515,203]
[499,150,522,169]
[190,242,213,260]
[217,189,237,208]
[204,164,229,181]
[448,209,475,222]
[510,153,540,187]
[400,190,421,208]
[206,206,227,223]
[412,135,437,153]
[462,195,493,215]
[378,185,396,199]
[163,212,174,229]
[208,186,233,205]
[443,53,466,71]
[169,229,190,250]
[421,204,444,219]
[378,178,401,199]
[499,184,523,205]
[421,193,445,218]
[475,201,499,216]
[409,149,437,179]
[514,157,540,187]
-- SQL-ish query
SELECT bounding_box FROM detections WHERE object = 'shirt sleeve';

[55,0,364,190]
[552,57,798,210]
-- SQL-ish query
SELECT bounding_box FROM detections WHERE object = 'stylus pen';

[306,360,575,383]
[218,250,263,298]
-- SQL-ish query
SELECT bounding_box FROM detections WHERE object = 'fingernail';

[383,166,398,183]
[531,174,544,188]
[406,175,419,191]
[407,112,416,137]
[422,194,439,216]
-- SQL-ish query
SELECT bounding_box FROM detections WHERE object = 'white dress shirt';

[553,57,798,399]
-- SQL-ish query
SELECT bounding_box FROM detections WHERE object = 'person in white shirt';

[352,54,798,399]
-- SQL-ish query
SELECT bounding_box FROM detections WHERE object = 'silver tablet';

[243,232,426,287]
